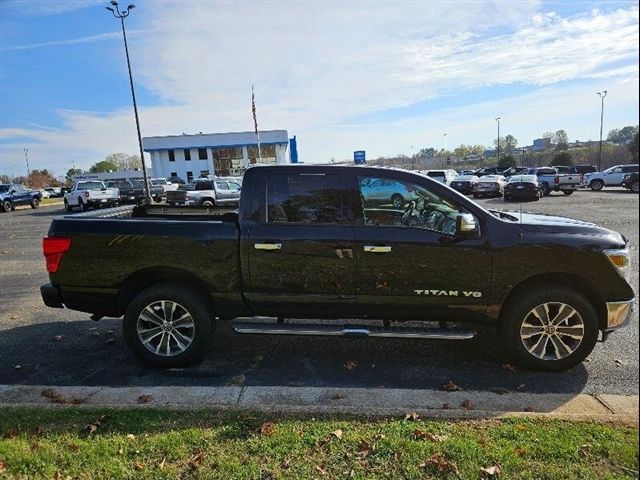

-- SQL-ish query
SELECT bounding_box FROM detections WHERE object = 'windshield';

[508,175,537,183]
[78,181,105,190]
[0,185,10,193]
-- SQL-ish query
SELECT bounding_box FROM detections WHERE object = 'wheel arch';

[117,267,216,316]
[498,272,607,331]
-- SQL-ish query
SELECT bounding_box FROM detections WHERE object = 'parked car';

[359,176,419,208]
[39,189,51,199]
[41,164,634,371]
[167,178,242,207]
[504,175,542,202]
[525,167,580,195]
[44,187,62,198]
[473,166,500,177]
[621,172,639,193]
[449,175,479,195]
[167,175,186,185]
[584,164,640,191]
[472,175,507,198]
[0,183,42,212]
[107,180,164,204]
[131,179,164,203]
[63,181,119,211]
[150,178,179,193]
[568,165,598,187]
[107,181,137,204]
[421,169,458,185]
[501,167,528,180]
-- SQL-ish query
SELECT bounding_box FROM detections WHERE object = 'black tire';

[504,196,510,202]
[541,183,551,196]
[64,199,73,212]
[534,192,541,201]
[201,199,215,207]
[123,283,212,367]
[78,198,88,212]
[499,286,599,371]
[30,197,40,209]
[590,180,604,191]
[1,200,11,213]
[391,194,404,209]
[563,190,574,196]
[631,182,639,193]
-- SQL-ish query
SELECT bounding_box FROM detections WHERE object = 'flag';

[252,85,258,135]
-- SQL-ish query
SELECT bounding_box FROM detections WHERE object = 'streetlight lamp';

[597,91,607,171]
[23,148,30,181]
[495,117,501,165]
[106,1,151,202]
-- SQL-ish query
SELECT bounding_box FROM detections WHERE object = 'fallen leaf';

[281,458,291,469]
[331,429,343,440]
[158,457,166,470]
[89,331,100,337]
[315,465,328,475]
[126,434,136,440]
[404,411,419,421]
[419,453,459,475]
[67,443,79,452]
[343,360,358,371]
[86,415,107,434]
[614,359,623,366]
[188,449,205,469]
[330,394,346,400]
[488,387,511,395]
[106,330,115,335]
[501,363,517,372]
[516,384,526,391]
[514,448,526,457]
[14,365,21,370]
[480,464,502,476]
[259,422,274,436]
[0,460,5,473]
[580,444,592,456]
[441,380,460,391]
[357,439,373,458]
[460,399,475,410]
[105,338,115,345]
[7,428,18,439]
[52,335,65,342]
[41,388,85,405]
[524,406,535,412]
[134,461,145,471]
[414,429,448,442]
[515,424,527,432]
[373,433,385,440]
[137,394,153,404]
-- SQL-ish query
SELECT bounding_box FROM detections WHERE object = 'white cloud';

[2,0,103,16]
[1,1,639,177]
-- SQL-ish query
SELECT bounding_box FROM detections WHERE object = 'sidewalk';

[1,385,637,424]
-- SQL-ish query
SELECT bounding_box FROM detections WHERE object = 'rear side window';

[623,165,639,173]
[266,174,352,224]
[195,180,213,190]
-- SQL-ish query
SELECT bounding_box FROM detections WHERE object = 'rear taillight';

[43,237,71,273]
[85,191,90,197]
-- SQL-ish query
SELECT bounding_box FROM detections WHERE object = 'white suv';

[585,164,639,190]
[421,169,458,185]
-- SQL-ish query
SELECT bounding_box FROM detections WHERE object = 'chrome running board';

[232,322,476,340]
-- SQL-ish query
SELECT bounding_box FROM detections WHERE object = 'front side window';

[611,167,623,173]
[359,176,463,235]
[215,181,229,190]
[266,174,351,224]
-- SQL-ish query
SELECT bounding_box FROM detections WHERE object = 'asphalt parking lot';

[0,190,638,395]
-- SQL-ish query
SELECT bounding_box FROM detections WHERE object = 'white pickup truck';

[526,167,580,195]
[584,164,640,191]
[64,181,120,212]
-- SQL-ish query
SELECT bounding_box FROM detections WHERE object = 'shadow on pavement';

[0,318,589,398]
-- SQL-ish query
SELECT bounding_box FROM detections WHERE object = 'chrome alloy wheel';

[136,300,195,357]
[519,302,585,361]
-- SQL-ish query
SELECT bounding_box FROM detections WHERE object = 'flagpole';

[252,85,263,162]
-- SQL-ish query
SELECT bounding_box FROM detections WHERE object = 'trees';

[494,135,518,155]
[553,130,569,150]
[498,154,516,168]
[551,151,572,166]
[65,168,83,183]
[104,153,142,171]
[89,160,118,173]
[417,147,436,158]
[608,125,639,144]
[0,174,11,184]
[28,169,60,189]
[629,132,639,162]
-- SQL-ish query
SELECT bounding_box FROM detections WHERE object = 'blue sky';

[1,0,638,178]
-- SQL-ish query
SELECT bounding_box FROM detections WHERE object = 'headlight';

[605,248,630,280]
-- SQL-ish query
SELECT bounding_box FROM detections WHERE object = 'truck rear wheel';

[499,286,599,371]
[123,283,212,367]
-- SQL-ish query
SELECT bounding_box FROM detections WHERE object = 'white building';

[143,130,289,182]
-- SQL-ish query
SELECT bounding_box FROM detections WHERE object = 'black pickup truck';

[40,165,635,371]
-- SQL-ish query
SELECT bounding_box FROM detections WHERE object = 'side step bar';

[232,322,476,340]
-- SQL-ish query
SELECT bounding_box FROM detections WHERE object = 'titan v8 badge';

[414,289,482,298]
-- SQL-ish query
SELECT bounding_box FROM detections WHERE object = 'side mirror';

[456,213,479,237]
[9,190,16,194]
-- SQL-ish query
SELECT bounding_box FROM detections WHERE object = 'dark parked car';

[41,165,635,372]
[449,175,479,195]
[107,180,163,203]
[621,172,639,193]
[167,175,186,185]
[570,165,597,175]
[504,175,542,201]
[0,183,42,212]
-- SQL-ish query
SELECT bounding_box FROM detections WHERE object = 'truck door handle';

[254,243,282,251]
[364,245,392,253]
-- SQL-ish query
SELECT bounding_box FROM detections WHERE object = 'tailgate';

[90,188,119,198]
[557,174,580,185]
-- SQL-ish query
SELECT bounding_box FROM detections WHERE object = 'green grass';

[0,408,637,479]
[39,198,63,206]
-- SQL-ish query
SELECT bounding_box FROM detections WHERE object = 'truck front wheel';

[499,286,599,371]
[123,283,212,367]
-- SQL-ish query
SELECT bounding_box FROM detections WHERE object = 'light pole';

[597,91,607,171]
[23,148,30,181]
[106,1,150,202]
[443,132,448,151]
[495,117,501,165]
[410,145,415,170]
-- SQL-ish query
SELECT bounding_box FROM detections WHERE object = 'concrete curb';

[1,385,637,424]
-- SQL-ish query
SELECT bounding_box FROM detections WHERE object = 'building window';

[168,150,175,162]
[184,149,191,161]
[186,171,194,182]
[212,147,244,176]
[170,171,177,178]
[200,170,210,177]
[198,148,208,160]
[248,144,277,165]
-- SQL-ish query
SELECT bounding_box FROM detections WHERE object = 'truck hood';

[494,210,627,246]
